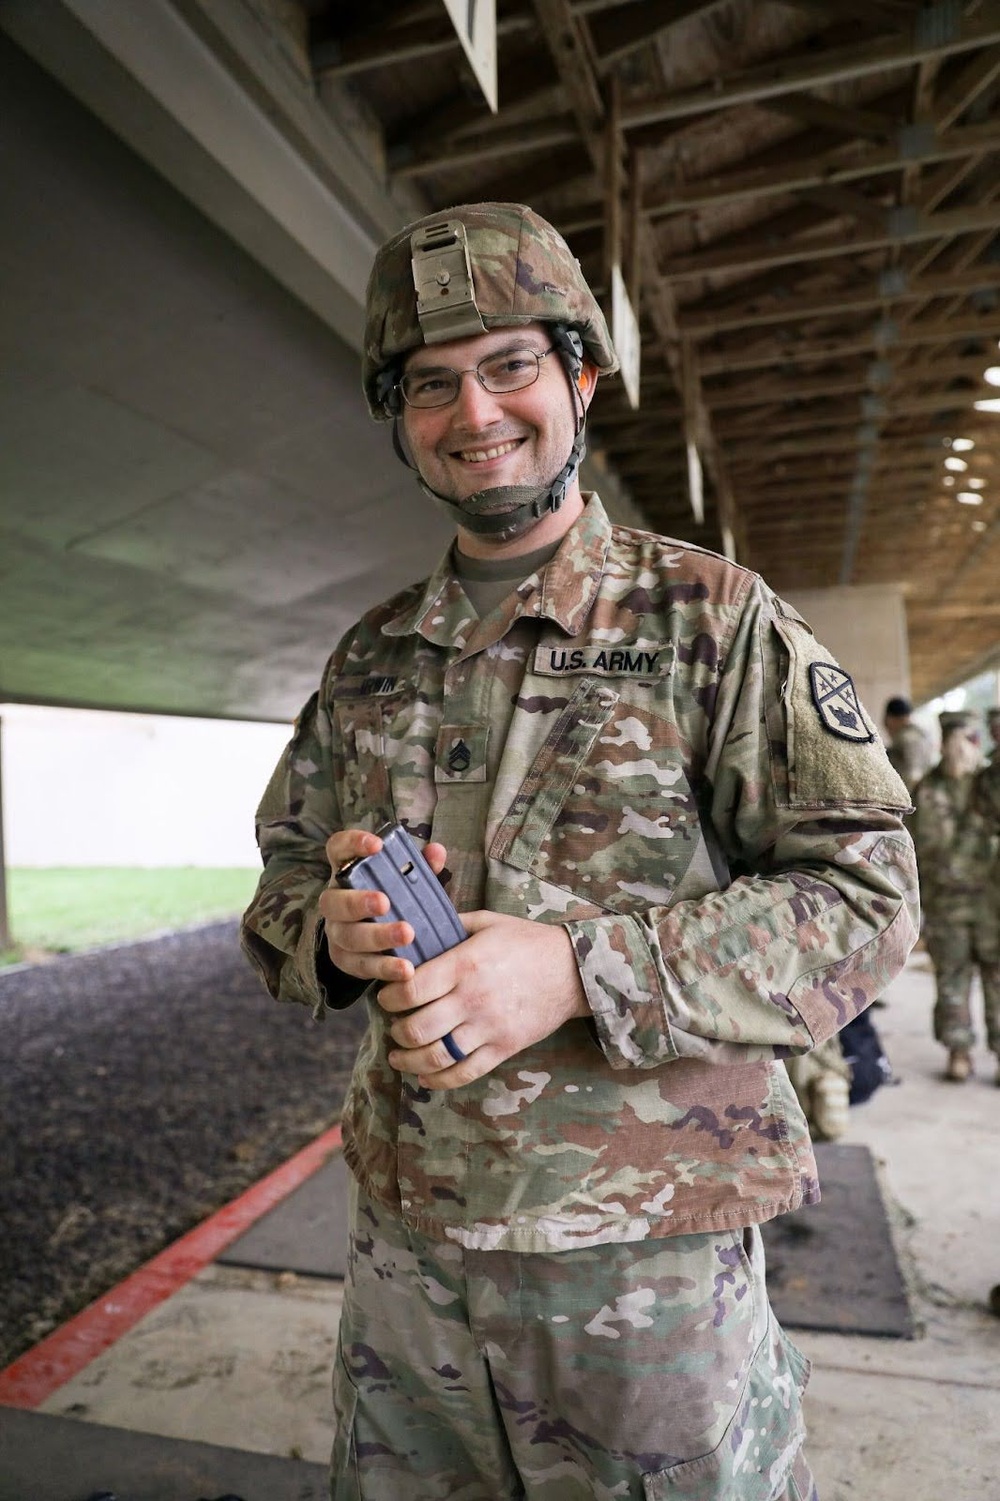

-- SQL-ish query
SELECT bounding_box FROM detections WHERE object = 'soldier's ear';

[577,360,599,410]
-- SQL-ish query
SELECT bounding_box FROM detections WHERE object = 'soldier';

[784,1036,853,1142]
[987,706,1000,762]
[883,695,935,795]
[973,717,1000,1084]
[241,203,919,1501]
[913,710,1000,1082]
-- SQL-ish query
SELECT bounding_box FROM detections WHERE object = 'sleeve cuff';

[563,914,679,1069]
[310,916,368,1015]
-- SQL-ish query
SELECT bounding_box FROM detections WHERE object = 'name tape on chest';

[533,644,672,678]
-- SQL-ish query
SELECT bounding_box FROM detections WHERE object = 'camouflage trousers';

[924,909,1000,1054]
[330,1180,816,1501]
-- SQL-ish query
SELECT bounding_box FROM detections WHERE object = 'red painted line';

[0,1123,343,1410]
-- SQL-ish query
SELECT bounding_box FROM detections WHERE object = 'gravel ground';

[0,921,367,1371]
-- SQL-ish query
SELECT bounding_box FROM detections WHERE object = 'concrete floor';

[29,952,1000,1496]
[793,951,1000,1499]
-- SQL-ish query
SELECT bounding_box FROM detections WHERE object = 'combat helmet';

[362,202,619,539]
[938,709,979,735]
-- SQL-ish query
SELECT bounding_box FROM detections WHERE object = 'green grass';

[1,867,260,964]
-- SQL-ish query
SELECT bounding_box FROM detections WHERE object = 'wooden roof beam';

[468,147,595,206]
[389,117,580,177]
[934,42,1000,130]
[796,181,893,231]
[911,601,1000,619]
[733,462,943,488]
[698,313,1000,374]
[587,0,731,74]
[724,406,867,439]
[385,52,560,158]
[765,91,898,143]
[709,353,995,411]
[661,201,1000,280]
[620,5,1000,130]
[779,0,915,28]
[312,9,535,77]
[646,120,1000,219]
[678,261,1000,336]
[722,404,987,461]
[707,373,874,407]
[749,408,955,443]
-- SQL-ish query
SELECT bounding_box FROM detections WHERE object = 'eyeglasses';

[398,345,558,410]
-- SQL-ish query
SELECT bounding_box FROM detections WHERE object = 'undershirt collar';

[451,539,562,619]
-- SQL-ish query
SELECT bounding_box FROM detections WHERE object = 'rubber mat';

[217,1152,350,1278]
[0,1408,328,1501]
[761,1141,916,1339]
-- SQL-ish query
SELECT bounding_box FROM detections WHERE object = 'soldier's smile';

[402,323,578,507]
[453,438,525,466]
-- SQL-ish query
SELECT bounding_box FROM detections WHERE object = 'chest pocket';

[491,677,701,913]
[333,688,415,832]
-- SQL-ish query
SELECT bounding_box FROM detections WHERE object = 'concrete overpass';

[0,2,465,723]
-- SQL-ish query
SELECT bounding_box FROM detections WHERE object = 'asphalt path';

[0,921,367,1371]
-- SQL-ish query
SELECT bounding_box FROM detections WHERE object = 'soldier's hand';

[377,911,590,1088]
[317,828,447,985]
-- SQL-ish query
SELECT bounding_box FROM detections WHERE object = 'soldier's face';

[400,323,596,509]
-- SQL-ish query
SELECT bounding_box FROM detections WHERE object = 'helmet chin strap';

[389,327,589,543]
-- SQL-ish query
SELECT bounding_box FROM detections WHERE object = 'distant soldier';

[784,1036,852,1141]
[913,710,1000,1082]
[987,706,1000,763]
[973,725,1000,1085]
[883,695,935,795]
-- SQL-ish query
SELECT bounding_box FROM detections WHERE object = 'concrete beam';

[0,0,409,353]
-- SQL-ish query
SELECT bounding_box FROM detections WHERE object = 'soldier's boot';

[944,1048,973,1082]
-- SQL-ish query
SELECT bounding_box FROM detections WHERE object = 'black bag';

[840,1011,894,1105]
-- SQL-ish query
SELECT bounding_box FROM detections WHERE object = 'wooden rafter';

[661,202,1000,281]
[620,6,1000,130]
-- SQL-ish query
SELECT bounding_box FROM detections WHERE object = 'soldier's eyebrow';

[406,336,549,372]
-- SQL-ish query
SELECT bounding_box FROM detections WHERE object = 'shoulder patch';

[808,663,874,743]
[771,617,910,810]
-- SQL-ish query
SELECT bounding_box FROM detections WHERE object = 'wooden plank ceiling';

[305,0,1000,703]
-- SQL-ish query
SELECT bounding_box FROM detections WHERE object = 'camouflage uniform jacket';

[975,759,1000,831]
[242,496,918,1253]
[973,760,1000,905]
[913,764,997,915]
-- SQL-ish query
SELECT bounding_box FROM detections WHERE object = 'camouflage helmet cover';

[939,709,979,735]
[362,202,619,417]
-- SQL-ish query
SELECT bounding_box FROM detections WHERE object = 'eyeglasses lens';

[401,348,545,408]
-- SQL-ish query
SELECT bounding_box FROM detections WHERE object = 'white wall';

[781,584,910,737]
[0,704,291,867]
[0,584,916,865]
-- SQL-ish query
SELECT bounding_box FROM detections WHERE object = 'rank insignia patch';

[447,738,472,773]
[808,662,874,742]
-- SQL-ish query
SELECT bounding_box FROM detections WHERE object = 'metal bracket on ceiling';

[914,2,962,49]
[878,267,908,298]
